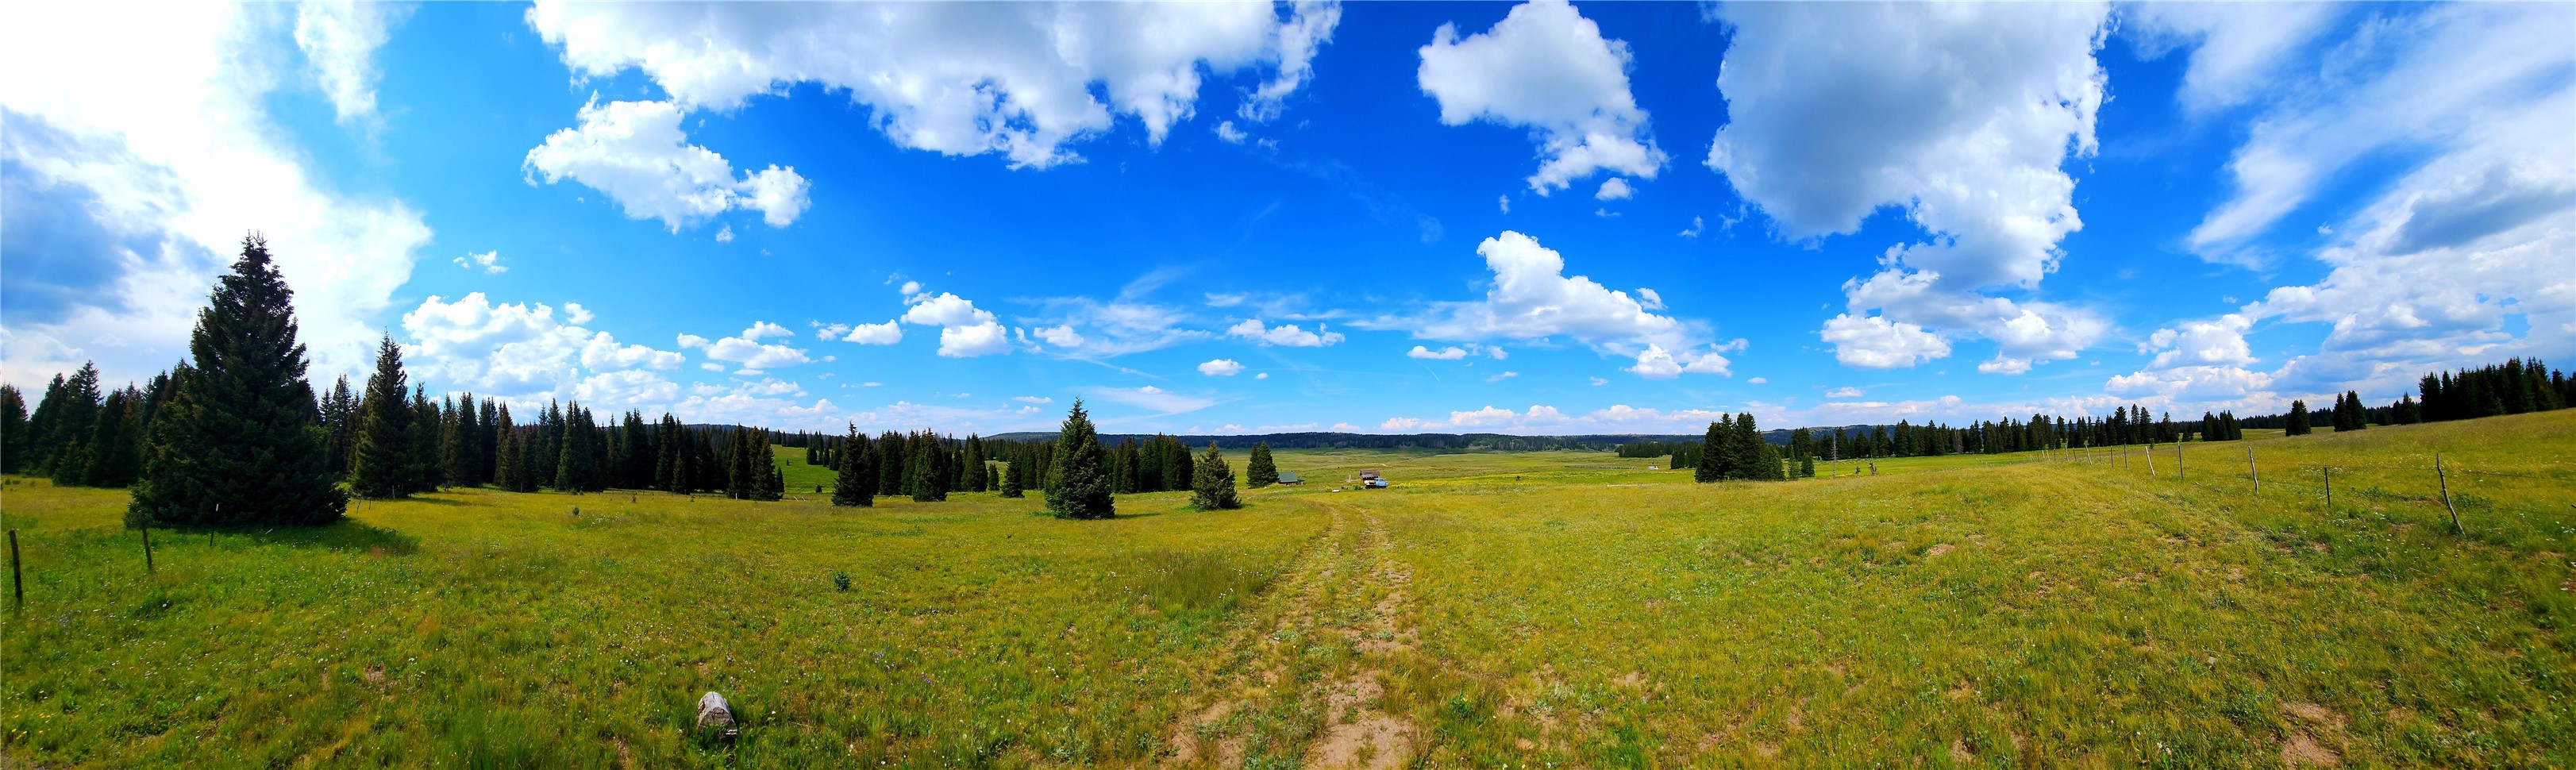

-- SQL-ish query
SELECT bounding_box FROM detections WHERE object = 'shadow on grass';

[156,519,421,556]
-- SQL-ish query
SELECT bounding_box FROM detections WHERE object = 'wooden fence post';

[2175,437,2185,479]
[2436,452,2462,535]
[2247,447,2258,493]
[2146,444,2156,476]
[9,529,21,606]
[2323,465,2333,514]
[141,528,154,574]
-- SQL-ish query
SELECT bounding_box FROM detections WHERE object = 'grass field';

[4,412,2571,768]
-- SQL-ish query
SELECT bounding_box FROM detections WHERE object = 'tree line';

[2251,358,2569,435]
[0,237,1289,529]
[1623,405,2258,471]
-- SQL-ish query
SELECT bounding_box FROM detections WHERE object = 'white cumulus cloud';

[834,320,903,345]
[523,98,810,232]
[1418,0,1663,193]
[1820,314,1951,368]
[397,293,684,414]
[1704,3,2112,371]
[1625,344,1731,379]
[900,291,1013,357]
[1199,358,1246,376]
[527,2,1342,169]
[683,321,816,370]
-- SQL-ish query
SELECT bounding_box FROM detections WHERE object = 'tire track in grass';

[1166,498,1423,768]
[1307,502,1419,769]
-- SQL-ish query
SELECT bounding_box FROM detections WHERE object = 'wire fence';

[2029,441,2576,541]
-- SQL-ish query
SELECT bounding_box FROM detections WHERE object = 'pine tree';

[963,436,988,493]
[1045,399,1115,519]
[399,388,435,491]
[1165,437,1194,491]
[754,428,784,501]
[0,385,26,475]
[832,427,875,506]
[906,436,947,502]
[1694,420,1726,483]
[348,336,416,498]
[553,404,591,492]
[2337,391,2368,432]
[127,236,349,526]
[998,458,1025,499]
[1798,452,1815,479]
[78,388,144,487]
[725,427,754,499]
[37,363,104,483]
[1191,443,1240,510]
[495,424,532,491]
[446,394,483,487]
[318,375,355,478]
[479,399,502,483]
[876,431,907,498]
[1245,441,1279,487]
[945,441,966,492]
[2285,399,2312,436]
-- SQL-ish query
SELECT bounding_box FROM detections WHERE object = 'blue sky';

[5,2,2570,436]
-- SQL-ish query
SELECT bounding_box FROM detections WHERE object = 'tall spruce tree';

[1694,420,1726,483]
[128,236,349,526]
[1741,414,1785,480]
[347,336,415,498]
[876,430,907,497]
[445,394,482,487]
[906,435,949,502]
[2285,399,2313,436]
[1045,399,1115,519]
[407,386,441,493]
[998,457,1025,498]
[319,375,356,478]
[726,426,755,499]
[1245,441,1279,487]
[79,388,144,488]
[495,423,532,491]
[0,385,25,475]
[553,403,596,492]
[1191,443,1240,510]
[37,363,103,482]
[754,429,784,501]
[963,436,988,493]
[832,426,875,506]
[479,399,502,483]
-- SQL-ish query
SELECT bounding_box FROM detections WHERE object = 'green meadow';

[4,411,2571,768]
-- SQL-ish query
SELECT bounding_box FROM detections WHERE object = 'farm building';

[1358,469,1387,489]
[1276,471,1303,485]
